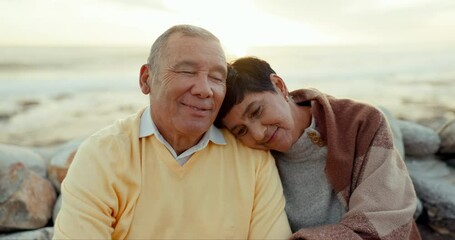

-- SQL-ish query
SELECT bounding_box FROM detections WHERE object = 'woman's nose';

[249,123,266,142]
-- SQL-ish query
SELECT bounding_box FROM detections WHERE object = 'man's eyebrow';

[171,61,197,69]
[228,102,255,133]
[171,61,227,76]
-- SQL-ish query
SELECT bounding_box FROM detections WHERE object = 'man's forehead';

[166,56,227,75]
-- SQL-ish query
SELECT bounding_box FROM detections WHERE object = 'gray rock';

[0,144,47,178]
[52,195,62,224]
[32,137,84,165]
[416,116,451,132]
[379,106,405,158]
[446,158,455,168]
[0,227,53,240]
[438,119,455,154]
[438,154,455,168]
[415,197,423,220]
[406,156,451,178]
[0,163,56,231]
[30,145,62,165]
[47,138,82,192]
[397,120,441,156]
[406,156,455,235]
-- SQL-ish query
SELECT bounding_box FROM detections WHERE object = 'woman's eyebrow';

[227,102,255,133]
[242,102,256,119]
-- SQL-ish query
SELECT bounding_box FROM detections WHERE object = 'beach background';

[2,0,455,147]
[1,1,455,239]
[1,44,454,146]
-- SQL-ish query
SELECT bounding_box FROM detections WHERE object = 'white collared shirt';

[139,106,226,166]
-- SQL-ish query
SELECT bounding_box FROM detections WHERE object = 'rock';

[379,106,405,158]
[0,144,47,178]
[47,149,76,192]
[417,222,455,240]
[406,155,451,177]
[47,138,83,192]
[0,163,56,231]
[446,158,455,168]
[415,197,423,220]
[416,116,451,132]
[0,227,53,240]
[30,145,62,165]
[397,120,441,156]
[52,195,62,224]
[438,154,455,168]
[438,119,455,154]
[406,157,455,236]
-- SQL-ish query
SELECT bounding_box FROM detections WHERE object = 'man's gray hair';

[147,25,221,78]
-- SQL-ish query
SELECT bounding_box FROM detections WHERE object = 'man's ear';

[139,64,151,94]
[270,74,288,96]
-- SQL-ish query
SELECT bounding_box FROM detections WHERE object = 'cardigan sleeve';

[248,151,292,239]
[53,135,125,239]
[291,117,419,240]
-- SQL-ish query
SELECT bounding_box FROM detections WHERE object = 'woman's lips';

[265,127,278,145]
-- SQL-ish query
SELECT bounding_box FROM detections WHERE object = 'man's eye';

[209,74,224,82]
[174,70,196,75]
[181,71,196,75]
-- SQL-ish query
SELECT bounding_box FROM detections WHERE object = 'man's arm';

[248,152,292,239]
[53,137,119,239]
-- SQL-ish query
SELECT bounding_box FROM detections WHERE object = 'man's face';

[148,34,227,139]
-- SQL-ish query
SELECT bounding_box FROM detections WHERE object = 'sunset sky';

[1,0,454,55]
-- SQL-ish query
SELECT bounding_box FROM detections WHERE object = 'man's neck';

[149,107,207,155]
[160,131,204,155]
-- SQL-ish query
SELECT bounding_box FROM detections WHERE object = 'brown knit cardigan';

[289,88,421,240]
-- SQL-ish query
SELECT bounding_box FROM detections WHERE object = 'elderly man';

[53,25,291,239]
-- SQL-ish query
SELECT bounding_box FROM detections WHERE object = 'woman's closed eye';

[234,126,248,137]
[250,106,262,118]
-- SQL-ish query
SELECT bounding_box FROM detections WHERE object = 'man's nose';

[191,74,213,98]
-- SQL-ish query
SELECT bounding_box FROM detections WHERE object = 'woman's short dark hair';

[215,57,277,128]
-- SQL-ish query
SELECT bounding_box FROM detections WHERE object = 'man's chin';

[179,121,212,135]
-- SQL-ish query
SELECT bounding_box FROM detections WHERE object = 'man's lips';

[182,102,211,111]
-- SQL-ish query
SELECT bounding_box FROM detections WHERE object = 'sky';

[1,0,455,55]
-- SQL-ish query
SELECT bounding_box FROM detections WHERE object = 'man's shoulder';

[219,128,272,159]
[79,110,142,154]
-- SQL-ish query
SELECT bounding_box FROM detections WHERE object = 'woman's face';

[221,84,299,152]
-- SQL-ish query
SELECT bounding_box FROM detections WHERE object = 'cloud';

[0,0,180,46]
[252,0,455,44]
[98,0,170,11]
[1,0,454,46]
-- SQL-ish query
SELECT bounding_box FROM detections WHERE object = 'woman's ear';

[270,74,289,97]
[139,64,151,94]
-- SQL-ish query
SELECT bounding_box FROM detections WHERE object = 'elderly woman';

[215,57,421,240]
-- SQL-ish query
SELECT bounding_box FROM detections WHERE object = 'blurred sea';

[0,46,149,98]
[1,44,454,118]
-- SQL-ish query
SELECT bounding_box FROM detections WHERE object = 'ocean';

[1,44,454,118]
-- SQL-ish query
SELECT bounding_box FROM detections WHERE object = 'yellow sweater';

[53,109,291,239]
